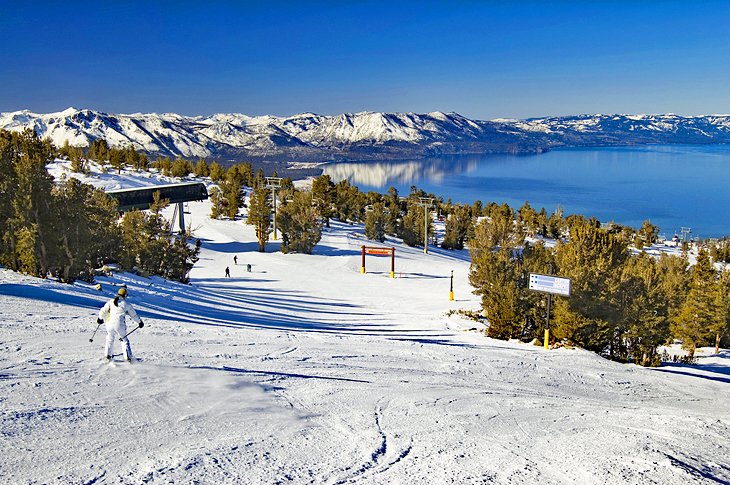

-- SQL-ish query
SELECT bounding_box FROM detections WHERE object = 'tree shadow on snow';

[0,283,105,311]
[398,272,450,279]
[311,245,360,256]
[123,280,438,336]
[650,366,730,384]
[199,239,282,254]
[387,337,482,349]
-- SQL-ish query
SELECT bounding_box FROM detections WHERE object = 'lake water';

[321,144,730,239]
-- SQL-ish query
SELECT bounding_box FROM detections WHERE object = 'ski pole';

[119,324,142,341]
[89,321,103,342]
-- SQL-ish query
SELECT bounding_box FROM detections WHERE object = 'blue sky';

[1,1,728,119]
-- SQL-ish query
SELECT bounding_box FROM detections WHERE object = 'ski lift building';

[105,182,208,233]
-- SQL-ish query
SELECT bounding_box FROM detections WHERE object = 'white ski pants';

[105,320,132,360]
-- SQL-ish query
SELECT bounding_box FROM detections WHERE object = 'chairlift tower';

[265,177,283,240]
[681,227,691,243]
[417,197,434,254]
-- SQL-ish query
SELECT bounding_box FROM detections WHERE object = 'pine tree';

[365,202,387,242]
[235,162,254,187]
[149,190,170,215]
[136,152,149,171]
[473,204,517,250]
[635,220,659,249]
[50,178,121,282]
[69,147,85,173]
[552,220,628,353]
[517,201,539,238]
[220,167,244,219]
[160,233,200,283]
[109,149,125,174]
[124,146,139,170]
[253,168,265,189]
[441,204,472,250]
[277,190,322,254]
[247,186,271,252]
[672,250,720,358]
[118,210,147,273]
[714,270,730,353]
[170,158,192,178]
[399,202,424,247]
[209,161,224,182]
[88,139,109,162]
[193,159,209,178]
[0,130,17,263]
[657,253,689,323]
[469,247,521,339]
[2,129,56,276]
[60,140,72,158]
[208,186,225,219]
[617,253,670,365]
[312,175,335,228]
[333,179,363,223]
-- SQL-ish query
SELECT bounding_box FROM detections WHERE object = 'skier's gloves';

[138,321,144,328]
[97,318,104,324]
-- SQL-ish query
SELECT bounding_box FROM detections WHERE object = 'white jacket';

[98,297,142,330]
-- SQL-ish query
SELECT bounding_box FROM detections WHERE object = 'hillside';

[2,108,729,162]
[0,164,728,483]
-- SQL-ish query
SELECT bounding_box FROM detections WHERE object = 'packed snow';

[1,165,729,484]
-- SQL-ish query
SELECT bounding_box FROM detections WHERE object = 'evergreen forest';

[1,128,728,365]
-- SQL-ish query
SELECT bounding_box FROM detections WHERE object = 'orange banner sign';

[364,248,393,255]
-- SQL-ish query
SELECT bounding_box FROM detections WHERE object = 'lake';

[321,144,730,239]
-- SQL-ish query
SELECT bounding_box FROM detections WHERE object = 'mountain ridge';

[2,108,729,163]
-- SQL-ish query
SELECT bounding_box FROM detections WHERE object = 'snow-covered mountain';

[2,108,729,162]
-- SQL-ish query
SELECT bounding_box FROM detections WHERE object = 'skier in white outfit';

[97,287,143,361]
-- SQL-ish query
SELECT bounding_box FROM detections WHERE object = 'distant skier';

[233,255,238,265]
[247,264,252,273]
[97,287,143,362]
[225,266,231,277]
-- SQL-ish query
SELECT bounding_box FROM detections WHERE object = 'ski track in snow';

[1,165,729,484]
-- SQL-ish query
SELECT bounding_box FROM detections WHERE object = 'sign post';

[361,246,396,278]
[528,273,571,350]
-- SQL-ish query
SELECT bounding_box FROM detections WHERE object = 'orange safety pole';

[361,245,366,273]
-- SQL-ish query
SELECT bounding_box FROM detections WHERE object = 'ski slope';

[1,165,729,484]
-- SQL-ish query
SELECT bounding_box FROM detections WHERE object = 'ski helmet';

[117,287,128,298]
